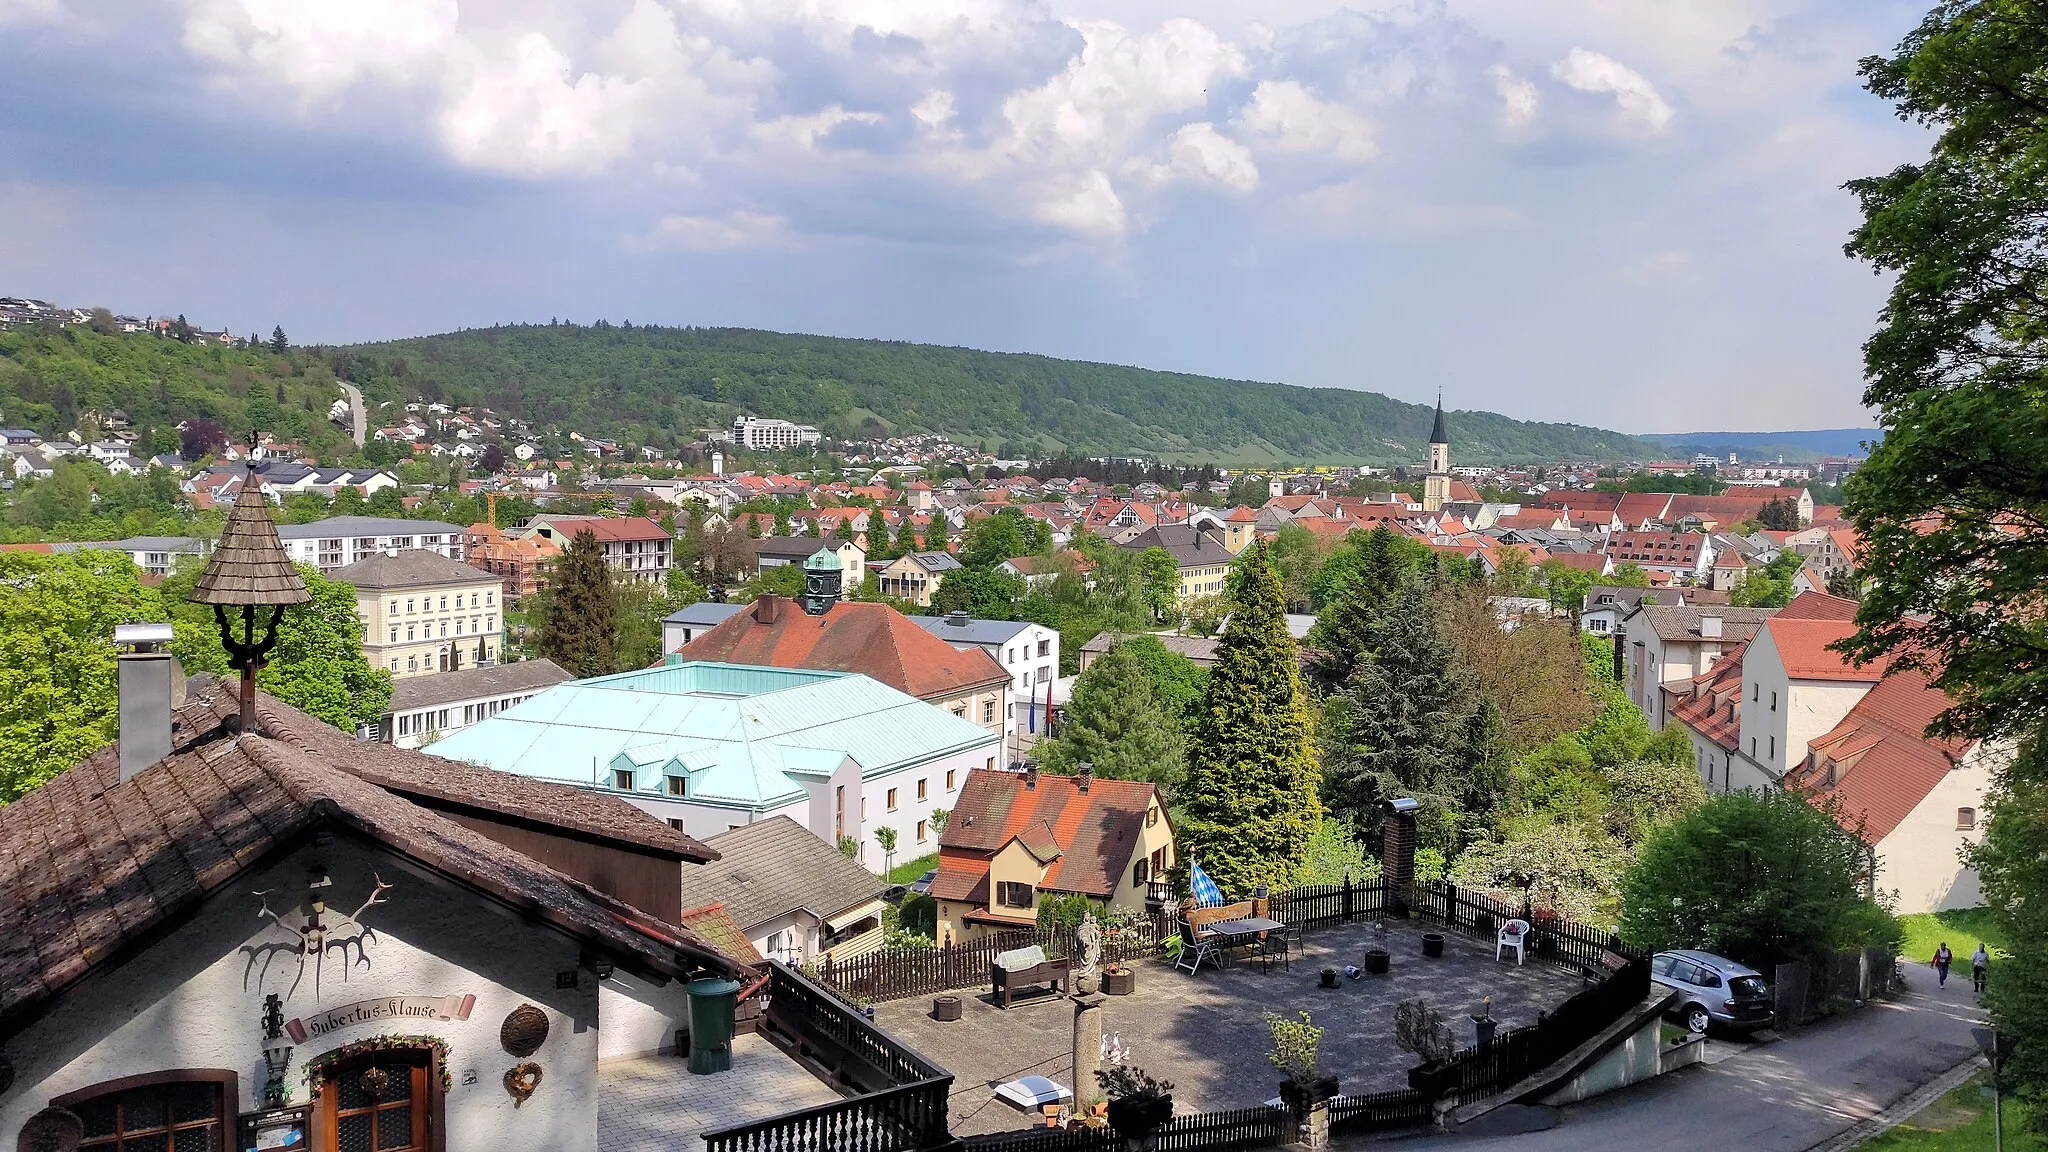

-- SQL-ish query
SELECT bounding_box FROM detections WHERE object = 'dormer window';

[612,769,634,790]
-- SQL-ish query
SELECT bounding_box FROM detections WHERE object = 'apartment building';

[276,515,467,574]
[335,549,505,678]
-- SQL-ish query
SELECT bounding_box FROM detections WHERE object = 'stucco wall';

[1538,1011,1664,1106]
[844,742,991,872]
[1877,744,1996,914]
[598,973,692,1061]
[2,839,609,1152]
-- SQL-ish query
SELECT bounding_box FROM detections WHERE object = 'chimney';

[1076,762,1093,793]
[752,594,781,625]
[1381,796,1420,916]
[1023,761,1038,790]
[946,610,969,627]
[116,623,177,782]
[1699,615,1723,640]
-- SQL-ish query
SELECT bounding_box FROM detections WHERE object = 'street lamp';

[187,465,311,733]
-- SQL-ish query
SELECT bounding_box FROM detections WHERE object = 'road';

[338,380,366,447]
[1401,967,1984,1152]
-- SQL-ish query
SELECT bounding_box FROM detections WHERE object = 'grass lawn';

[887,853,938,885]
[1899,908,2009,964]
[1862,1075,2043,1152]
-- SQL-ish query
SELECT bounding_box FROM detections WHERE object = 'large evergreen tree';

[1307,525,1406,684]
[1038,639,1186,792]
[1324,583,1484,844]
[1847,4,2048,1121]
[1177,541,1322,896]
[539,528,618,677]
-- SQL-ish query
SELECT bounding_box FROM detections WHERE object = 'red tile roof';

[1666,641,1748,751]
[678,597,1008,699]
[934,770,1161,900]
[1782,589,1860,621]
[539,516,670,542]
[1224,504,1259,523]
[1761,616,1891,680]
[1788,666,1973,841]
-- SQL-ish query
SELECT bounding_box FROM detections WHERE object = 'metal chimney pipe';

[116,623,177,782]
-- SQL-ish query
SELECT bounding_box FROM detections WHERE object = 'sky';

[0,0,1934,432]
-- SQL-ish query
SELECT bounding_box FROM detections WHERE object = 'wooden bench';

[991,957,1070,1008]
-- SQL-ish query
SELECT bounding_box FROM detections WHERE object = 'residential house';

[1077,632,1222,671]
[679,816,889,966]
[930,765,1175,944]
[661,601,746,652]
[1118,517,1252,600]
[755,535,866,588]
[1578,585,1682,637]
[518,515,672,585]
[1604,531,1715,584]
[374,658,573,747]
[335,549,505,678]
[1786,667,1999,913]
[277,515,468,574]
[1787,524,1862,588]
[875,551,960,606]
[911,613,1061,748]
[1619,604,1778,727]
[427,660,1001,865]
[679,595,1013,745]
[0,680,740,1152]
[73,535,211,578]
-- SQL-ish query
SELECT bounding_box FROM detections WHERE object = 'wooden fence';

[959,1104,1289,1152]
[1327,1088,1433,1136]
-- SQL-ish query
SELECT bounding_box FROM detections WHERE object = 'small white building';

[372,658,575,747]
[277,516,468,574]
[909,613,1061,747]
[1618,604,1776,728]
[680,816,890,967]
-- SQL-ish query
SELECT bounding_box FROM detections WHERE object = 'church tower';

[1423,394,1451,512]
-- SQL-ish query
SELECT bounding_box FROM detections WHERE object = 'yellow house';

[1118,511,1256,601]
[876,550,962,607]
[334,548,505,678]
[929,765,1176,944]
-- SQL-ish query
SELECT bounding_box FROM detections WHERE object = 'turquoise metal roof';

[424,661,999,812]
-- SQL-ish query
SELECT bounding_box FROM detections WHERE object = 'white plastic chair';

[1497,918,1530,965]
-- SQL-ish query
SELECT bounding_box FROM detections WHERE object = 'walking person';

[1933,941,1954,987]
[1972,944,1989,993]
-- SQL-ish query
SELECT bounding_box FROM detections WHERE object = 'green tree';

[1758,497,1801,531]
[1307,525,1407,685]
[865,515,893,562]
[1730,551,1804,608]
[1539,558,1595,620]
[1449,813,1627,924]
[928,566,1024,619]
[538,529,618,676]
[1324,583,1485,846]
[1826,567,1863,600]
[894,519,918,555]
[1603,755,1708,847]
[1107,634,1208,723]
[960,510,1029,569]
[1619,789,1900,968]
[923,515,949,551]
[1135,546,1180,622]
[270,325,289,353]
[0,552,168,800]
[1609,562,1650,588]
[1039,639,1186,792]
[1177,541,1323,895]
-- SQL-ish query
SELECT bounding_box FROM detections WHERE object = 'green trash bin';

[685,978,743,1074]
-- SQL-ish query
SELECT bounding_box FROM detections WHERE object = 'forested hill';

[346,325,1657,464]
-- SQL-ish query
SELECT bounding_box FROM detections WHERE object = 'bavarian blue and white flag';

[1189,860,1225,907]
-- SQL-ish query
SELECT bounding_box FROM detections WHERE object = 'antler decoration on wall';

[239,872,395,996]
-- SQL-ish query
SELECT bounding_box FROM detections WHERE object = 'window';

[1038,639,1051,657]
[983,701,996,723]
[388,599,399,614]
[406,625,415,641]
[887,787,898,811]
[1007,647,1016,663]
[57,1071,235,1152]
[1771,691,1778,712]
[407,656,418,672]
[666,774,687,797]
[1959,807,1977,830]
[1146,805,1159,828]
[317,1048,431,1152]
[406,598,416,614]
[1752,684,1758,701]
[946,770,956,790]
[952,706,967,719]
[389,628,397,643]
[613,769,634,790]
[1769,735,1776,760]
[997,881,1034,909]
[1748,737,1755,756]
[1133,858,1149,887]
[917,778,928,801]
[488,592,495,606]
[439,596,448,611]
[986,757,995,770]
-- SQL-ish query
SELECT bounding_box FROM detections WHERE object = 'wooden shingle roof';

[187,471,310,606]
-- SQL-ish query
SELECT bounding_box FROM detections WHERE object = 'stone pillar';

[1072,990,1106,1109]
[1382,806,1417,917]
[1293,1098,1331,1149]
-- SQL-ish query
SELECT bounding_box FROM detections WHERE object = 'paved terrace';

[598,1034,841,1152]
[879,919,1582,1137]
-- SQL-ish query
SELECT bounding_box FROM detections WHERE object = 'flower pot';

[1407,1062,1457,1099]
[1107,1095,1173,1138]
[1320,967,1341,989]
[1363,949,1390,975]
[1422,933,1445,959]
[933,995,961,1021]
[1472,1015,1497,1047]
[1104,968,1135,996]
[1277,1077,1341,1114]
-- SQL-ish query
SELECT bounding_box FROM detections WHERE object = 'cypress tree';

[1309,525,1406,685]
[924,515,949,551]
[895,519,919,555]
[1178,541,1322,895]
[865,515,891,560]
[538,528,617,677]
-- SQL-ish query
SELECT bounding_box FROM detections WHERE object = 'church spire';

[1429,392,1448,446]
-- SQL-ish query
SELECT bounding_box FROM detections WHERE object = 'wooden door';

[319,1052,433,1152]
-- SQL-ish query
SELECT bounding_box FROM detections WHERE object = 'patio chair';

[1254,931,1290,974]
[1175,920,1222,975]
[1497,918,1530,965]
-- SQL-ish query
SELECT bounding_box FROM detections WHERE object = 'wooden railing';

[1327,1088,1432,1136]
[960,1104,1289,1152]
[1433,954,1654,1107]
[706,963,954,1152]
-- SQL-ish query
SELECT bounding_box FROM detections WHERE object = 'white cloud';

[1132,122,1259,193]
[754,104,886,150]
[1489,66,1538,128]
[1236,81,1376,163]
[1031,170,1126,236]
[1550,47,1673,131]
[1000,19,1245,169]
[438,32,648,176]
[911,90,958,133]
[182,0,456,97]
[630,210,793,251]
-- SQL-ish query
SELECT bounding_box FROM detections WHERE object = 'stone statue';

[1075,911,1103,991]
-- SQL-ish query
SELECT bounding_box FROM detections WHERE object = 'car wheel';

[1684,1005,1711,1035]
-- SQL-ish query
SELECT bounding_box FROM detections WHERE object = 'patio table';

[1201,916,1290,965]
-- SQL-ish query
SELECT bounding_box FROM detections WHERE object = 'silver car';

[1652,950,1774,1034]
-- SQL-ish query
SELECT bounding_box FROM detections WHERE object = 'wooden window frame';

[310,1044,445,1152]
[54,1068,239,1152]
